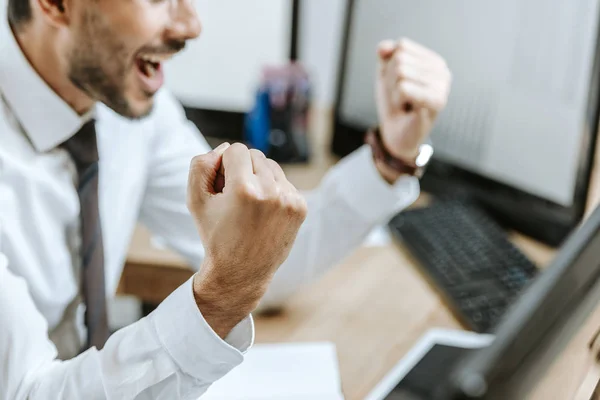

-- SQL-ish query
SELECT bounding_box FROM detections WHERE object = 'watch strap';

[365,127,419,176]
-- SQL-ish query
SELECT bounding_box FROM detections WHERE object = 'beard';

[66,8,186,119]
[69,56,144,119]
[66,9,153,119]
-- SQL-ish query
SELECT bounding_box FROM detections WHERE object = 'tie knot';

[62,120,99,169]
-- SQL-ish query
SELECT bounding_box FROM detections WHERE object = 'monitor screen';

[339,0,599,206]
[383,344,477,400]
[333,0,600,244]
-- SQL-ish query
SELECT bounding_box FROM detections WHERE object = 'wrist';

[193,267,263,338]
[373,158,404,185]
[379,122,422,159]
[365,127,432,181]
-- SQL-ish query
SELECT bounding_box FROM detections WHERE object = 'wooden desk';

[121,215,556,399]
[120,109,600,399]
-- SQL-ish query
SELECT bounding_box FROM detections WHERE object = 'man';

[0,0,451,396]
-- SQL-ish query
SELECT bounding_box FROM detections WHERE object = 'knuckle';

[430,100,443,112]
[268,158,285,175]
[397,65,408,80]
[394,52,405,65]
[235,182,258,201]
[281,194,295,211]
[267,158,282,170]
[189,155,214,177]
[397,38,409,51]
[397,52,408,64]
[295,196,308,220]
[229,142,249,153]
[282,190,307,218]
[190,154,208,169]
[264,184,282,204]
[190,155,202,166]
[250,148,266,159]
[282,201,297,219]
[399,82,411,97]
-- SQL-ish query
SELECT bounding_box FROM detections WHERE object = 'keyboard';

[388,199,539,333]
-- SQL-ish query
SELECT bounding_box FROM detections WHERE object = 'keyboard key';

[389,199,539,333]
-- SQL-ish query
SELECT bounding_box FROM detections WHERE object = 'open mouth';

[134,53,176,93]
[135,54,171,78]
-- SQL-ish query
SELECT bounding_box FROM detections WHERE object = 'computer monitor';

[437,203,600,399]
[331,0,600,246]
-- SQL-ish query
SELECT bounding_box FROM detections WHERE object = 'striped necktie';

[62,120,110,350]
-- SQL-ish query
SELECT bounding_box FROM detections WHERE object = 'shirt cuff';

[149,276,255,383]
[335,145,421,222]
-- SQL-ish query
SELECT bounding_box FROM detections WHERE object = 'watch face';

[416,143,434,167]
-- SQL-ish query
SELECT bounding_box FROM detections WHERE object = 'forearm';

[259,146,420,308]
[193,265,261,339]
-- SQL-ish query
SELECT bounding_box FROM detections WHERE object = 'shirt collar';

[0,6,94,152]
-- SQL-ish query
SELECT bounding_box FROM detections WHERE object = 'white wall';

[165,0,292,112]
[298,0,347,108]
[165,0,347,111]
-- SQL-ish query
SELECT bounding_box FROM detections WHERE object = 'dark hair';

[7,0,33,27]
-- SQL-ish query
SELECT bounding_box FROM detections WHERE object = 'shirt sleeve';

[138,89,420,310]
[259,145,420,308]
[0,247,253,399]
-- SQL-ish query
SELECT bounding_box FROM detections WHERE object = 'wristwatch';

[365,127,434,178]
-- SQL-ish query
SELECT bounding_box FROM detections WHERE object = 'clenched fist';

[375,38,452,179]
[187,142,307,337]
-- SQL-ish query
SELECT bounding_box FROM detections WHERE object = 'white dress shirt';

[0,4,419,400]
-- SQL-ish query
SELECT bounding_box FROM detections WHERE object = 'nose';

[166,0,202,41]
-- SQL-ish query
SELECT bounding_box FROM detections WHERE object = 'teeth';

[140,54,170,63]
[137,53,176,78]
[147,63,156,77]
[139,60,157,78]
[145,62,156,77]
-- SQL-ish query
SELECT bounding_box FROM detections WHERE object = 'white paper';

[201,342,345,400]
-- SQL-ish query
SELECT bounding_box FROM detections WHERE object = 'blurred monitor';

[368,203,600,399]
[332,0,600,245]
[439,203,600,399]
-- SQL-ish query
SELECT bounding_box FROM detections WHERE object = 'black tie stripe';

[61,120,110,351]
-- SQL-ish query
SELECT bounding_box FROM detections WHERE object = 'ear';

[35,0,73,26]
